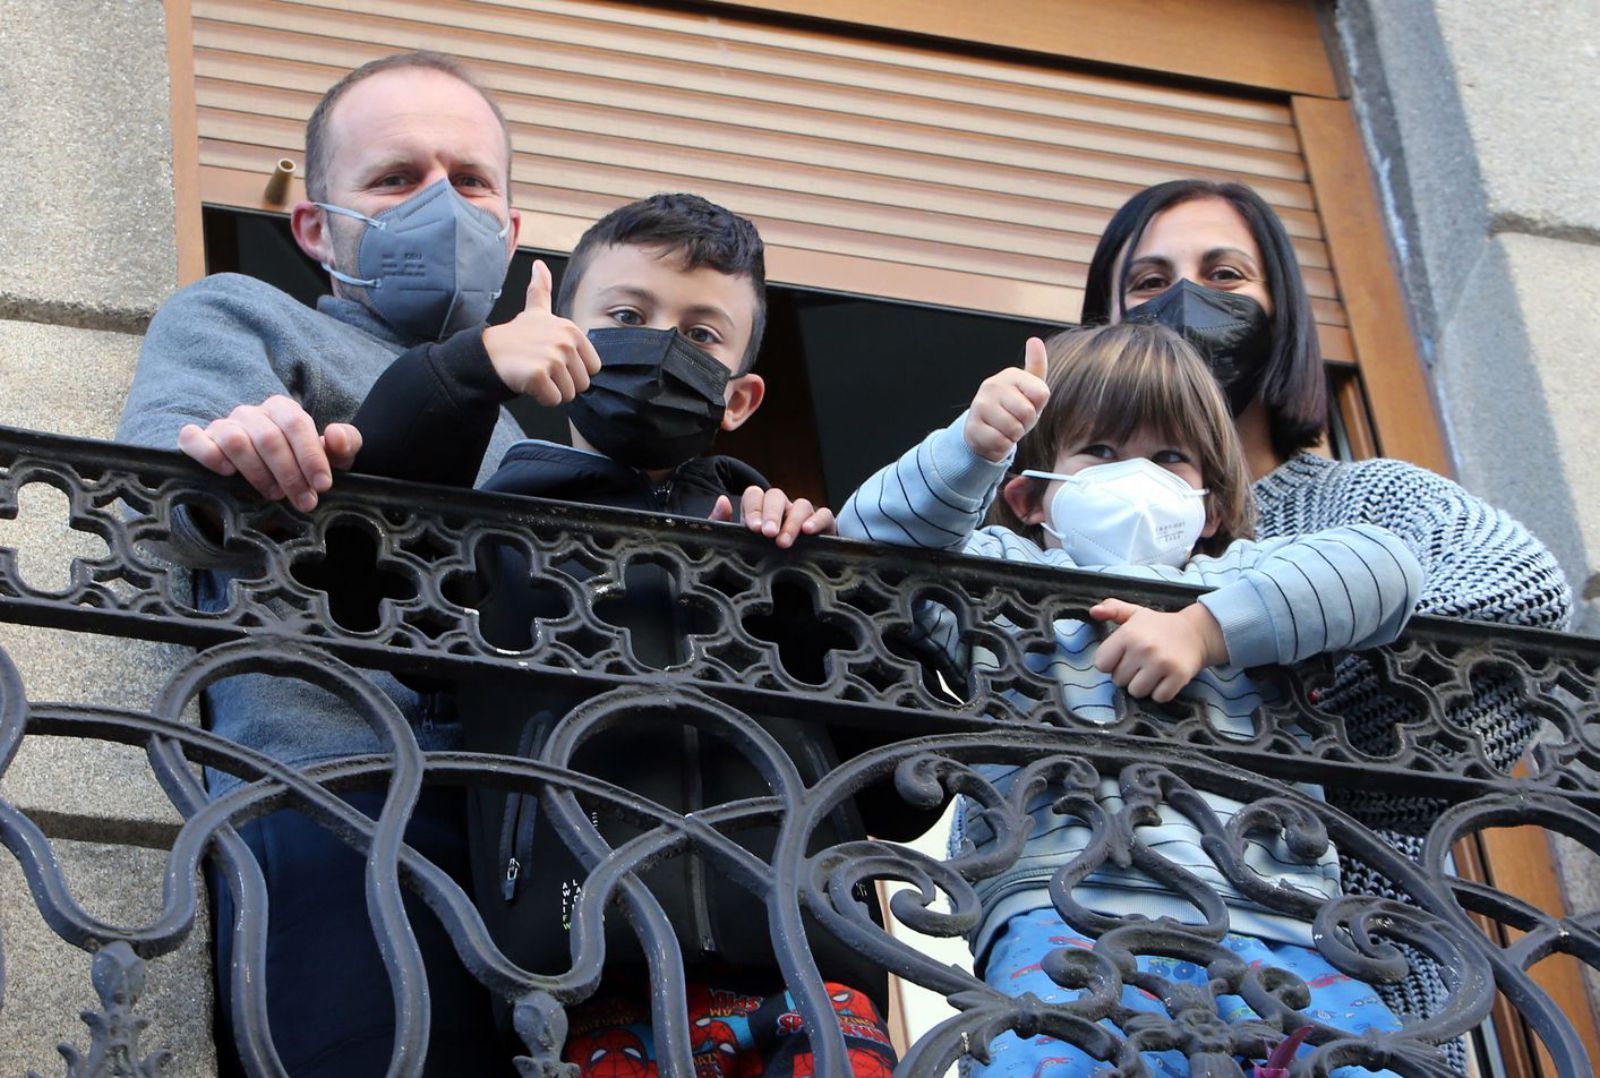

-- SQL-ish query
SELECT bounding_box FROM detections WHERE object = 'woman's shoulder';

[1256,453,1571,626]
[1253,452,1486,532]
[1260,451,1464,498]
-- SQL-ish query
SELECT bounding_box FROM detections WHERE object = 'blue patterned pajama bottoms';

[971,909,1403,1077]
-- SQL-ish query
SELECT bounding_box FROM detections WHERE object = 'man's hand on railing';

[1090,598,1228,703]
[178,395,363,512]
[709,485,837,549]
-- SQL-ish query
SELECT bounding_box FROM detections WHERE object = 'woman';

[1079,178,1571,1062]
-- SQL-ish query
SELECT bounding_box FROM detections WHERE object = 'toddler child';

[839,323,1424,1077]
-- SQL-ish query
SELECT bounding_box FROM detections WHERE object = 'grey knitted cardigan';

[1253,452,1571,1062]
[1253,452,1570,783]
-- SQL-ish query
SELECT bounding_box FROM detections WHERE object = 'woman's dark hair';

[1080,180,1326,458]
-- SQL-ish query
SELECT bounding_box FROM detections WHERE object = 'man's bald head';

[303,51,511,202]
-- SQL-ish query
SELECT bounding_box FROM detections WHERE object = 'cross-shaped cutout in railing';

[742,570,860,685]
[289,516,416,633]
[0,480,109,595]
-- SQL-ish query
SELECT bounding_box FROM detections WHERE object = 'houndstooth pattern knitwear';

[1253,452,1572,1070]
[1253,452,1571,780]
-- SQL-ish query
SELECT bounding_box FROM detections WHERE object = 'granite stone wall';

[1339,0,1600,1022]
[0,2,216,1073]
[1338,0,1600,633]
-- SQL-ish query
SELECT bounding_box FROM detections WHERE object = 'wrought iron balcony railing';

[1,424,1598,1077]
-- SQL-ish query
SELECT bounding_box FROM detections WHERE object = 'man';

[116,51,594,1076]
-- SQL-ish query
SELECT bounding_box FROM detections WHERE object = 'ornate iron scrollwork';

[2,425,1598,1076]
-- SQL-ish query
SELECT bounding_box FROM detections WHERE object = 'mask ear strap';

[314,202,385,229]
[322,263,379,289]
[314,202,383,288]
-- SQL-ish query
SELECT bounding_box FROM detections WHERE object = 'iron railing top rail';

[2,424,1595,802]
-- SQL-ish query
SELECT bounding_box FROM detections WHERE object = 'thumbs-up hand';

[963,336,1051,462]
[481,259,604,407]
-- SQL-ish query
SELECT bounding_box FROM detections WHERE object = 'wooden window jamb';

[164,0,206,285]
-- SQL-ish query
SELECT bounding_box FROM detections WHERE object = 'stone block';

[0,624,198,841]
[0,319,195,836]
[1435,233,1600,631]
[0,318,144,439]
[1434,0,1600,237]
[1492,233,1600,630]
[1334,0,1493,344]
[0,839,215,1076]
[0,1,178,330]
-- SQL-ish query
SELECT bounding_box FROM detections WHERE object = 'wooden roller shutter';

[189,0,1355,365]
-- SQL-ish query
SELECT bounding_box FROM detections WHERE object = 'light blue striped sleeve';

[838,411,1013,552]
[1189,524,1425,668]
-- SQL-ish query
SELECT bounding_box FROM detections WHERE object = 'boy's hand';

[481,259,603,406]
[1089,599,1229,703]
[709,486,836,548]
[178,396,362,511]
[963,336,1050,462]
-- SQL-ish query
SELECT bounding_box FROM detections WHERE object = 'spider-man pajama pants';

[562,978,898,1077]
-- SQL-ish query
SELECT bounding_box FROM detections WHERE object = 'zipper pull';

[503,857,520,901]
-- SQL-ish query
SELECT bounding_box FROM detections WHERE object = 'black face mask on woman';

[1123,279,1273,415]
[567,327,731,470]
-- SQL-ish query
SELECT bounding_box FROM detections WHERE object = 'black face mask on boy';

[1123,279,1274,415]
[566,327,731,470]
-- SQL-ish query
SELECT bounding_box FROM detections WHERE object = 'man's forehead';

[324,67,508,176]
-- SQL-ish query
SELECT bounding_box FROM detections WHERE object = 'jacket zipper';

[500,719,548,902]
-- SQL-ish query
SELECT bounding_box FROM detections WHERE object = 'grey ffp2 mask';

[317,178,512,342]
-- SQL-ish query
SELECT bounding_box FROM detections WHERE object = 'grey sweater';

[1253,453,1571,811]
[116,272,524,790]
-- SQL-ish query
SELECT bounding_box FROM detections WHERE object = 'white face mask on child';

[1022,458,1208,567]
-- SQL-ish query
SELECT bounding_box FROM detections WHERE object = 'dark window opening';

[202,206,1064,509]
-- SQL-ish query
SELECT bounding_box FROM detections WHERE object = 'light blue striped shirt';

[840,414,1425,951]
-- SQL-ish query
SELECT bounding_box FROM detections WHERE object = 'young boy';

[350,194,904,1076]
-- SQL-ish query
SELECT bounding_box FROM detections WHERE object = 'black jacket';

[350,331,925,1011]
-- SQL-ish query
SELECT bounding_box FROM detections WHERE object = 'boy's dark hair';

[556,193,768,372]
[304,51,512,202]
[1080,179,1326,461]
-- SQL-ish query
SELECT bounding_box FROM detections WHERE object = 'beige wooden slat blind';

[191,0,1355,361]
